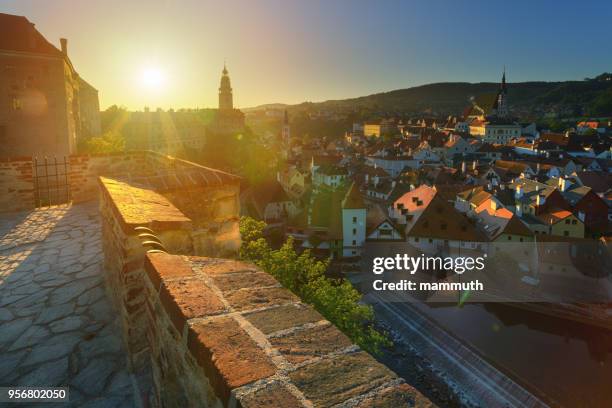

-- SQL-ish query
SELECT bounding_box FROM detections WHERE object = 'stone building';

[0,13,100,158]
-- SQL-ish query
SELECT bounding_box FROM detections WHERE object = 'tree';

[82,130,125,154]
[239,216,391,354]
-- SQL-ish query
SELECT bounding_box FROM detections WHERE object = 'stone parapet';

[0,150,241,214]
[95,151,432,407]
[140,252,429,407]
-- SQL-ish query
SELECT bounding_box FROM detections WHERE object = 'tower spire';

[219,62,233,110]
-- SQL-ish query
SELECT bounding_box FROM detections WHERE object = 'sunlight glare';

[141,67,165,90]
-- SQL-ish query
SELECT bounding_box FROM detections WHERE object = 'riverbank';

[365,294,551,408]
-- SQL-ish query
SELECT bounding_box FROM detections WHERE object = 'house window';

[428,238,433,243]
[352,240,356,246]
[565,219,570,224]
[520,237,524,242]
[379,229,392,237]
[11,95,22,110]
[571,220,577,225]
[352,228,357,235]
[508,236,512,240]
[352,217,357,223]
[414,237,420,243]
[352,250,356,255]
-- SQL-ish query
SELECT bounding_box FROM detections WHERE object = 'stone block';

[354,383,432,408]
[225,287,298,312]
[195,258,259,276]
[160,278,227,331]
[145,252,194,289]
[188,317,276,403]
[269,324,353,364]
[244,304,323,335]
[239,382,302,408]
[212,271,278,293]
[289,352,395,406]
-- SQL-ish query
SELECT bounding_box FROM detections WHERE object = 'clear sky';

[3,0,611,110]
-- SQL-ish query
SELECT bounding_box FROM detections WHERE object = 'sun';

[140,67,165,90]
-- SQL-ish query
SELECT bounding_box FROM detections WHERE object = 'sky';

[3,0,612,110]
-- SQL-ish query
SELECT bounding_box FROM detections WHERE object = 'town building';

[466,71,522,144]
[0,13,100,158]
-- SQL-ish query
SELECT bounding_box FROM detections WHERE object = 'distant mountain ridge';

[247,73,612,118]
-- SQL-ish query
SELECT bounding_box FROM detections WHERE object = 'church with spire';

[465,69,521,144]
[209,63,245,135]
[491,69,508,118]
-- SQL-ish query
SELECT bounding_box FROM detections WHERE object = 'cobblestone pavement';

[0,203,137,407]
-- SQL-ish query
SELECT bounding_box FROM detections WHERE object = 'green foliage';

[239,216,391,354]
[197,130,276,186]
[79,105,129,154]
[82,131,125,154]
[589,89,612,116]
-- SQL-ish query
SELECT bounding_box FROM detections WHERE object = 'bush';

[239,216,390,354]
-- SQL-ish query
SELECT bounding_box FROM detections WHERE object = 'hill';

[248,73,612,119]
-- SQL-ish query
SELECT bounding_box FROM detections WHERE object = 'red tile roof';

[0,13,62,56]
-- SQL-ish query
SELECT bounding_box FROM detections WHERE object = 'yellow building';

[538,210,585,238]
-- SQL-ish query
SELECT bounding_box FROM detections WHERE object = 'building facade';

[0,13,100,158]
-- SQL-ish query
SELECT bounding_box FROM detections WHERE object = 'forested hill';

[250,73,612,118]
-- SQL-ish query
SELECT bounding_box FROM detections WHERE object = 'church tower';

[282,110,291,145]
[493,69,508,117]
[218,64,233,111]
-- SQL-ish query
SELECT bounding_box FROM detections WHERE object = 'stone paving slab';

[0,203,137,407]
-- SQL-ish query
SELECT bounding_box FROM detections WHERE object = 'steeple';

[493,68,508,117]
[218,63,233,111]
[282,109,291,145]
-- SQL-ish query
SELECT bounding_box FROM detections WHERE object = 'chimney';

[515,184,523,199]
[60,38,68,55]
[461,161,466,173]
[558,177,568,192]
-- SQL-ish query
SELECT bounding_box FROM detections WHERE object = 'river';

[420,303,612,408]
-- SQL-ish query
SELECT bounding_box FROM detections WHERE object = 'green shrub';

[239,216,390,354]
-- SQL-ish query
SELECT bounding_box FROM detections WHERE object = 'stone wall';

[0,151,243,231]
[0,156,35,213]
[98,165,432,407]
[69,152,151,203]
